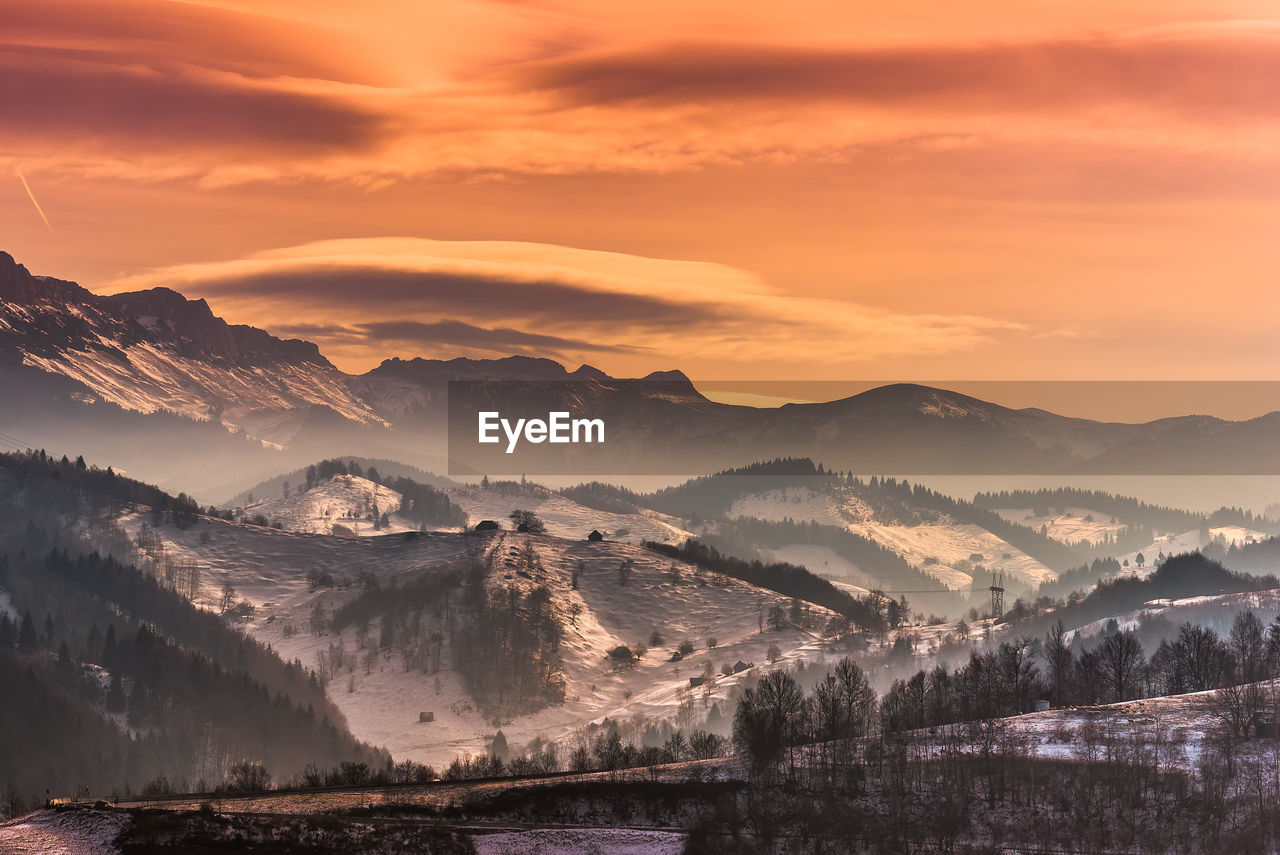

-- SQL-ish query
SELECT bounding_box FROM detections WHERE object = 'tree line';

[644,539,888,631]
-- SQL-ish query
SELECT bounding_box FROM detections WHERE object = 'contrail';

[16,168,53,234]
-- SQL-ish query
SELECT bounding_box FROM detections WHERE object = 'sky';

[2,0,1278,399]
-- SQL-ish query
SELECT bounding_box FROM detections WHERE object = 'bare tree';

[1099,630,1144,702]
[732,669,804,778]
[1230,610,1267,684]
[219,581,236,614]
[1043,619,1072,707]
[998,636,1040,714]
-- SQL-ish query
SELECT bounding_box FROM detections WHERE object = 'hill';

[0,451,384,808]
[103,510,850,767]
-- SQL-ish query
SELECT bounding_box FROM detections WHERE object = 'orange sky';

[2,0,1278,389]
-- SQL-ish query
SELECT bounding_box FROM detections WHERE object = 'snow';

[112,517,832,767]
[845,521,1054,590]
[729,487,862,527]
[240,475,418,536]
[20,337,385,447]
[1064,587,1280,644]
[447,485,693,546]
[1115,525,1271,577]
[0,809,130,855]
[472,828,686,855]
[727,489,1053,590]
[996,685,1271,767]
[991,507,1129,546]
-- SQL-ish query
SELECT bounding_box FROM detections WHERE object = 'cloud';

[513,33,1280,121]
[0,44,385,152]
[2,5,1276,184]
[279,319,644,359]
[0,0,387,84]
[160,267,725,328]
[101,237,1026,372]
[106,237,745,328]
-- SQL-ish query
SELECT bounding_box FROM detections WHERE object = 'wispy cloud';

[278,319,646,360]
[2,2,1276,184]
[513,35,1280,120]
[102,238,1026,372]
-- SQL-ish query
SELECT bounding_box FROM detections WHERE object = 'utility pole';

[989,570,1005,619]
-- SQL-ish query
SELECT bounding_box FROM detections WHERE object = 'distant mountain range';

[2,249,1278,494]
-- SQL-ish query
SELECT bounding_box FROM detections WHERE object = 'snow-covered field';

[729,487,866,527]
[0,808,130,855]
[0,805,685,854]
[240,475,419,536]
[846,521,1054,590]
[447,485,693,546]
[991,506,1129,546]
[473,828,686,855]
[998,688,1257,767]
[728,488,1054,591]
[231,477,693,544]
[1064,588,1280,645]
[112,516,832,767]
[1115,525,1271,577]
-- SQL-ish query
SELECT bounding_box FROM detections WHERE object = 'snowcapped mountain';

[3,249,1279,490]
[0,251,382,446]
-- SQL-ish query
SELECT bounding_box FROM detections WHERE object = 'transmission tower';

[989,570,1005,618]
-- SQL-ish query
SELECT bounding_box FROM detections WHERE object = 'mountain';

[0,251,377,435]
[3,250,1279,490]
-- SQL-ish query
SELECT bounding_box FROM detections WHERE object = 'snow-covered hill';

[112,516,833,767]
[1064,587,1280,645]
[1115,525,1270,576]
[240,475,417,536]
[728,486,1055,590]
[991,506,1130,546]
[729,487,868,527]
[446,484,694,546]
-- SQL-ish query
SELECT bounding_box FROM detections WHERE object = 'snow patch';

[0,809,131,855]
[472,828,686,855]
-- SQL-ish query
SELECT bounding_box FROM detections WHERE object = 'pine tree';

[17,610,37,653]
[128,677,149,726]
[106,673,126,713]
[102,624,117,667]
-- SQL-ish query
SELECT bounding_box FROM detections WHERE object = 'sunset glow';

[3,0,1277,382]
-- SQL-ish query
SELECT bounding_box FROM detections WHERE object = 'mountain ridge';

[2,250,1277,478]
